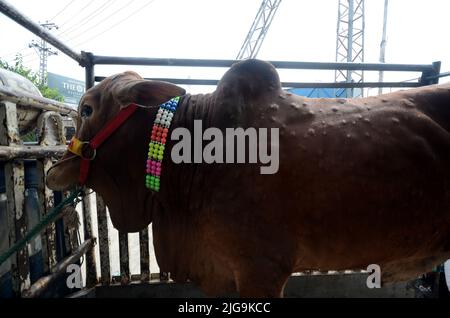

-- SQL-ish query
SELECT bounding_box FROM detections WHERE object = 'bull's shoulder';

[211,59,283,126]
[216,59,281,101]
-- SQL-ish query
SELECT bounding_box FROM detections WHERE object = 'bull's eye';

[81,105,93,118]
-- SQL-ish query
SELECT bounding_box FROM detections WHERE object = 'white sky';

[1,0,449,95]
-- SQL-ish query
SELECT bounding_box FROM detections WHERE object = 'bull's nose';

[45,155,78,191]
[46,165,61,190]
[46,168,73,191]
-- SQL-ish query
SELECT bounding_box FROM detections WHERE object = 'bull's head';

[46,71,185,232]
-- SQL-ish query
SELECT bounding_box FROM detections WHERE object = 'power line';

[49,0,76,21]
[1,46,30,59]
[2,0,132,70]
[57,0,97,29]
[1,48,41,65]
[65,0,136,43]
[22,57,40,67]
[72,0,156,48]
[57,0,115,38]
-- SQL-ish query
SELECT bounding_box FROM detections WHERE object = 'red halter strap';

[68,103,138,185]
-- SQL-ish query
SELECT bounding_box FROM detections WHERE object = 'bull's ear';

[115,80,186,108]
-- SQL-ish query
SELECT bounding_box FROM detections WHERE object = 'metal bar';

[432,62,442,84]
[91,55,434,72]
[114,272,169,281]
[62,190,79,261]
[54,196,66,263]
[22,238,95,298]
[0,101,29,295]
[35,160,51,274]
[346,0,355,98]
[118,232,129,285]
[428,71,450,79]
[0,145,66,160]
[83,52,95,90]
[420,61,442,85]
[95,195,110,285]
[81,191,98,287]
[42,168,57,271]
[139,227,150,282]
[110,273,171,282]
[112,273,154,283]
[378,0,389,95]
[95,76,423,89]
[4,161,28,294]
[0,0,84,65]
[150,273,162,281]
[94,77,219,86]
[0,86,77,118]
[92,56,237,67]
[0,102,17,298]
[282,81,422,88]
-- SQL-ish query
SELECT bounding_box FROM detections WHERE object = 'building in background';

[47,72,84,107]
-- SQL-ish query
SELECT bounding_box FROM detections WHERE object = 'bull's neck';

[90,105,156,232]
[155,93,214,212]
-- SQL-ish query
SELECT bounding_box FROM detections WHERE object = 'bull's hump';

[216,59,281,100]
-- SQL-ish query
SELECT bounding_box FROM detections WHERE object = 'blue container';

[287,87,362,98]
[24,160,44,284]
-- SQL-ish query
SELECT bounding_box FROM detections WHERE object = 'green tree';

[0,54,64,102]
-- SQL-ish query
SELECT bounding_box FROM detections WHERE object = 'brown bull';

[46,59,450,297]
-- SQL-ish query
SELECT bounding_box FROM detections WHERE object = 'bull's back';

[275,90,450,269]
[199,63,450,279]
[407,83,450,133]
[208,86,450,272]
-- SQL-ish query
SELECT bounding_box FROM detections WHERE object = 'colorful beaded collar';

[145,96,181,192]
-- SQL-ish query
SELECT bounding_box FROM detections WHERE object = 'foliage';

[0,54,64,102]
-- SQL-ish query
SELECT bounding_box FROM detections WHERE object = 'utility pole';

[29,21,58,86]
[378,0,389,95]
[335,0,365,98]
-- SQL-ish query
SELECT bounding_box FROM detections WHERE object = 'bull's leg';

[234,265,291,298]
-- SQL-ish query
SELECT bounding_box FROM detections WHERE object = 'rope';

[0,188,84,266]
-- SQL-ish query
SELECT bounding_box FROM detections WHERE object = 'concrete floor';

[70,272,417,298]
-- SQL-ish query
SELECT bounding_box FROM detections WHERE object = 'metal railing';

[0,87,86,297]
[88,55,441,90]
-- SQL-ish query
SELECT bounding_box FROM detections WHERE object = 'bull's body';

[47,60,450,297]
